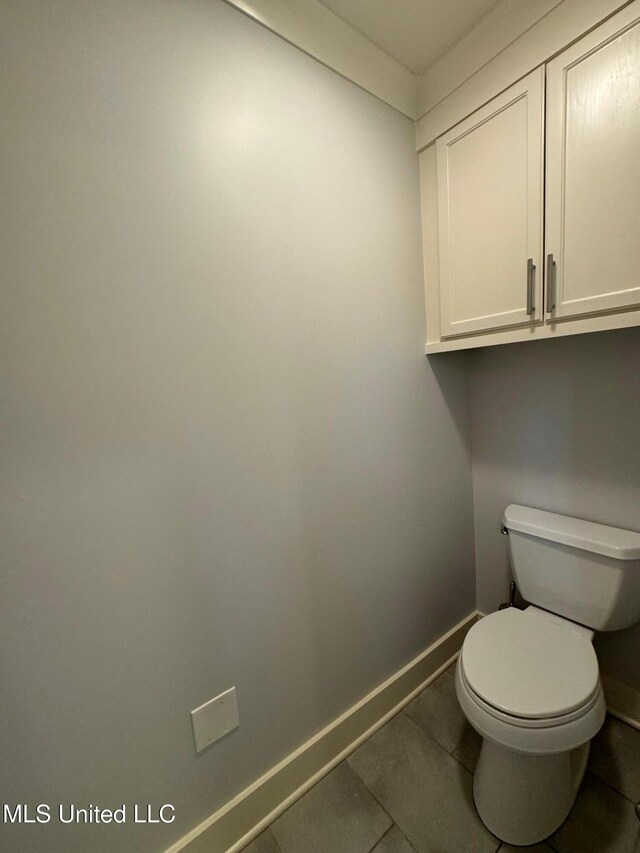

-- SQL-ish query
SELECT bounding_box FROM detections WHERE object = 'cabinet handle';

[527,258,536,316]
[546,253,556,313]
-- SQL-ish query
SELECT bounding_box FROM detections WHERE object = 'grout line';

[269,827,283,853]
[346,712,406,836]
[392,823,420,853]
[400,657,479,775]
[400,702,474,769]
[585,768,639,806]
[363,823,394,853]
[345,711,426,853]
[363,822,421,853]
[448,741,476,775]
[238,826,283,853]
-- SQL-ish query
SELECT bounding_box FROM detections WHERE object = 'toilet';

[456,504,640,846]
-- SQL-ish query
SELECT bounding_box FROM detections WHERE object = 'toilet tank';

[503,505,640,631]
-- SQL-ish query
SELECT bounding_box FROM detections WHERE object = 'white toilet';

[456,504,640,846]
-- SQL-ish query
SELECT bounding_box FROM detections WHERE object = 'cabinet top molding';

[221,0,419,119]
[416,0,632,151]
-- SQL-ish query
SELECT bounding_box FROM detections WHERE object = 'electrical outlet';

[191,687,239,753]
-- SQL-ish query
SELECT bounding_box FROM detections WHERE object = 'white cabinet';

[436,68,544,337]
[545,4,640,320]
[422,1,640,353]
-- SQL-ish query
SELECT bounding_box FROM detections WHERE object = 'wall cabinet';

[436,69,544,337]
[423,1,640,352]
[545,8,640,320]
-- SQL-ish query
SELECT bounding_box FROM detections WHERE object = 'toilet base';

[473,738,589,846]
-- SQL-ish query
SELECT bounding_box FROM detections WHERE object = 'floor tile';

[348,712,499,853]
[371,824,417,853]
[270,761,391,853]
[241,828,281,853]
[452,724,483,774]
[589,715,640,802]
[549,774,639,853]
[404,671,467,754]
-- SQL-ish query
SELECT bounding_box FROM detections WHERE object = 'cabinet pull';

[546,253,556,313]
[526,258,536,316]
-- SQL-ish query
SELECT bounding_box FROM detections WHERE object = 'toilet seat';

[457,657,601,728]
[456,607,606,754]
[461,607,599,720]
[455,659,605,754]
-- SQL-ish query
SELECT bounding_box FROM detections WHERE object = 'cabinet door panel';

[437,67,544,338]
[546,3,640,319]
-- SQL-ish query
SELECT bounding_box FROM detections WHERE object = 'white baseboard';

[164,611,478,853]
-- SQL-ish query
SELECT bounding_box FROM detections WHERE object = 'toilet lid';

[461,609,600,719]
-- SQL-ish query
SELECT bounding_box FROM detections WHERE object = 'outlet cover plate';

[191,687,239,753]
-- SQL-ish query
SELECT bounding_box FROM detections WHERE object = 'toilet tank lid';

[503,505,640,560]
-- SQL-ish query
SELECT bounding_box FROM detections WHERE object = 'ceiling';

[319,0,501,75]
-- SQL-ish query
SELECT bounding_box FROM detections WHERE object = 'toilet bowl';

[456,505,640,845]
[456,606,606,844]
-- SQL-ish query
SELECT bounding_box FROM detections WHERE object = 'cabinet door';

[436,67,544,338]
[545,2,640,320]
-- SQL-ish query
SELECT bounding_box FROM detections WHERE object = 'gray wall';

[0,2,475,851]
[468,327,640,690]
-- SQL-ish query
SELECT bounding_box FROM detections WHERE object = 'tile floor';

[241,660,640,853]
